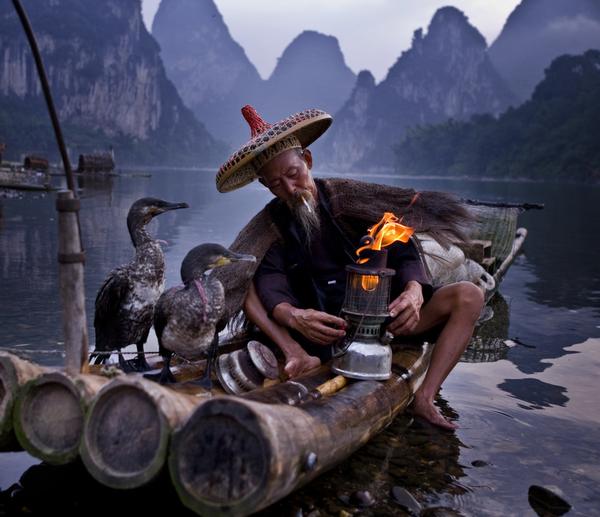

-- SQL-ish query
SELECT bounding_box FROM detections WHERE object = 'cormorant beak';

[159,202,189,213]
[210,252,256,269]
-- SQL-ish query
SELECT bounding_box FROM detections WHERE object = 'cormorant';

[147,243,256,387]
[91,197,189,371]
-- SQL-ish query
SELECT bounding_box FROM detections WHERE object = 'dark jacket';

[254,181,433,319]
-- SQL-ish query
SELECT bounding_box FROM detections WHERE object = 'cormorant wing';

[93,266,131,351]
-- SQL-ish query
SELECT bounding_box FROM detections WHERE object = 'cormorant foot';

[118,353,136,373]
[89,352,106,365]
[132,354,152,372]
[144,367,176,385]
[187,375,213,390]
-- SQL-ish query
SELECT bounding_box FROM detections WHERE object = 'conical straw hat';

[216,105,332,193]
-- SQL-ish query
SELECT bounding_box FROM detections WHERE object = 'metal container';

[216,341,279,394]
[332,249,395,380]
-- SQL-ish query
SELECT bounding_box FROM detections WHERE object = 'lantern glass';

[343,270,392,316]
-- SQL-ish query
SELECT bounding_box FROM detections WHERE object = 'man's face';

[259,148,320,242]
[258,148,315,203]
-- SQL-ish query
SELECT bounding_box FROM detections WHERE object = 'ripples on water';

[1,170,599,515]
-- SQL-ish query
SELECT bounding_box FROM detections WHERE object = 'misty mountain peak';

[426,6,487,52]
[261,29,356,121]
[324,6,514,169]
[489,0,600,100]
[0,0,221,165]
[152,0,263,143]
[270,30,350,78]
[356,70,376,89]
[152,0,224,34]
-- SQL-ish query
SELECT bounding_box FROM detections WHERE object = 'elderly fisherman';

[215,106,484,429]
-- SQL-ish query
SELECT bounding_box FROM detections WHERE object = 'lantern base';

[331,341,392,380]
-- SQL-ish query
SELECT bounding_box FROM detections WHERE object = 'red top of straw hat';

[241,105,272,138]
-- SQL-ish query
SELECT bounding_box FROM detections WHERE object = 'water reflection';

[444,338,600,516]
[499,378,569,410]
[0,461,195,517]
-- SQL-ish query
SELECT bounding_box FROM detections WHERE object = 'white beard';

[289,190,320,245]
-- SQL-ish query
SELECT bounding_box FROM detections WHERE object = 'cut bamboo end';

[0,352,47,451]
[13,371,108,464]
[81,377,200,490]
[169,397,277,517]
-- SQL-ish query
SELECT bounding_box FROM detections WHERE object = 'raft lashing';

[0,343,432,516]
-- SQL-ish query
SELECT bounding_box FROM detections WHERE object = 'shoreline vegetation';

[393,51,600,185]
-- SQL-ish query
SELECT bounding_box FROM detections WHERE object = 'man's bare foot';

[411,393,458,430]
[284,353,321,379]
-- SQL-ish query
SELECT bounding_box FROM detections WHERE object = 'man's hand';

[290,308,347,345]
[387,281,424,336]
[274,303,346,345]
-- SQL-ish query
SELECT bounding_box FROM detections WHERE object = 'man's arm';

[243,283,320,378]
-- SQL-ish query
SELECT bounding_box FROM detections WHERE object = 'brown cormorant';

[147,243,255,387]
[91,197,188,371]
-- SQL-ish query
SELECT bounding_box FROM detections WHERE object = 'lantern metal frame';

[332,249,395,380]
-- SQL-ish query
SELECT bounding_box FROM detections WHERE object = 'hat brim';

[216,109,332,193]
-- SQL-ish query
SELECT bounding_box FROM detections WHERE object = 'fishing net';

[466,204,521,266]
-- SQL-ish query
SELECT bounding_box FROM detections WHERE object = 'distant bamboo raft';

[0,352,47,451]
[77,152,115,173]
[13,371,108,464]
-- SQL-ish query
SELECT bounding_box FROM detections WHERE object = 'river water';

[0,169,599,516]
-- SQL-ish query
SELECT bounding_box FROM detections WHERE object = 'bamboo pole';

[169,344,432,517]
[12,0,88,375]
[243,366,331,405]
[312,374,348,398]
[13,371,108,464]
[80,377,203,490]
[493,227,528,285]
[56,190,89,375]
[0,352,47,451]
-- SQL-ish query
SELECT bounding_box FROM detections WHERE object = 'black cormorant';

[91,197,188,371]
[147,243,255,387]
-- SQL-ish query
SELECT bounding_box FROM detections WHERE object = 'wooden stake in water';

[56,190,89,374]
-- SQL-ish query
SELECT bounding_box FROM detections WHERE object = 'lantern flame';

[356,212,414,262]
[356,212,415,291]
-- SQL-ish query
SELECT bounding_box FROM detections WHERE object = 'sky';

[141,0,521,82]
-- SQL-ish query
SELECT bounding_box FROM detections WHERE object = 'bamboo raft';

[0,343,431,516]
[0,165,54,191]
